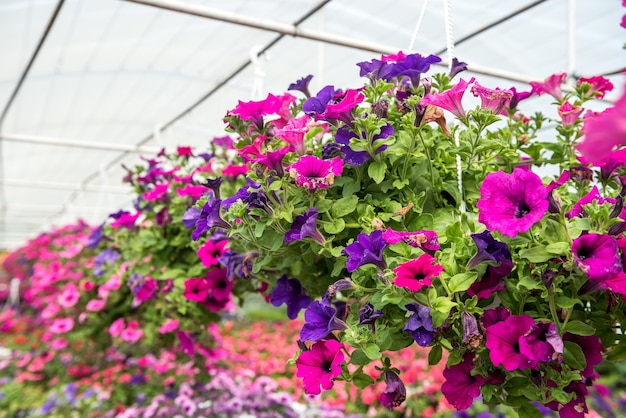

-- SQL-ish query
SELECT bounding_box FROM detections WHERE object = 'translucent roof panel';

[0,0,624,250]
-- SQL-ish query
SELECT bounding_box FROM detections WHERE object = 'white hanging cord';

[407,0,430,53]
[3,278,20,310]
[443,0,465,213]
[249,45,267,100]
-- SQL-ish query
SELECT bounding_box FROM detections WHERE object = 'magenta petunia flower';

[519,322,563,364]
[477,169,549,237]
[229,93,281,129]
[143,183,170,202]
[109,318,125,337]
[441,352,485,410]
[205,267,232,302]
[470,81,513,115]
[49,317,74,334]
[485,314,535,371]
[393,254,443,292]
[295,339,344,395]
[177,331,194,356]
[420,77,475,119]
[120,321,143,343]
[575,80,626,163]
[563,333,604,379]
[159,319,179,334]
[274,114,311,155]
[529,72,567,100]
[467,261,512,299]
[197,239,229,268]
[183,277,209,302]
[288,155,344,191]
[576,75,614,99]
[177,184,208,200]
[382,228,440,253]
[318,88,365,126]
[565,185,614,219]
[571,233,622,281]
[558,100,584,126]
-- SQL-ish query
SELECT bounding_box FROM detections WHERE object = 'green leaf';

[519,246,554,263]
[254,221,267,238]
[564,320,595,336]
[555,296,582,309]
[268,180,282,191]
[317,199,333,213]
[607,344,626,361]
[368,160,386,184]
[447,272,478,293]
[323,219,345,234]
[516,402,543,418]
[352,372,375,389]
[362,344,382,360]
[545,242,570,255]
[431,296,457,315]
[563,341,587,370]
[428,344,442,365]
[331,195,359,218]
[350,349,371,366]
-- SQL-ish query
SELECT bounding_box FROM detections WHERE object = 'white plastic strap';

[408,0,430,52]
[250,45,266,100]
[3,278,20,309]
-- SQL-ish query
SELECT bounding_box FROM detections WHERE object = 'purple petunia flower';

[389,53,442,90]
[380,370,406,410]
[449,57,468,80]
[303,85,337,115]
[87,223,104,249]
[288,74,313,98]
[343,230,388,273]
[300,301,347,342]
[222,178,271,212]
[93,248,119,276]
[441,352,485,411]
[358,302,384,325]
[404,302,436,347]
[270,275,312,320]
[191,198,230,241]
[334,124,393,166]
[571,233,622,281]
[356,58,395,82]
[182,207,201,229]
[485,314,535,371]
[467,230,512,269]
[477,169,549,237]
[285,208,325,245]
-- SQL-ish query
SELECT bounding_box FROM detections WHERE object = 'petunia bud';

[462,311,482,350]
[380,370,406,410]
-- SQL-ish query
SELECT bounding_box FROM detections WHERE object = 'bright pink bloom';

[50,338,68,350]
[571,233,622,281]
[288,155,343,190]
[576,75,614,99]
[183,277,209,302]
[382,228,440,252]
[296,339,344,395]
[177,184,208,199]
[575,81,626,163]
[442,352,485,410]
[471,81,513,115]
[421,77,475,119]
[566,185,614,218]
[529,72,567,100]
[110,211,141,229]
[221,163,248,177]
[485,314,535,371]
[109,318,125,337]
[381,51,407,62]
[143,183,170,201]
[177,146,194,156]
[558,100,584,126]
[205,267,233,301]
[393,254,444,292]
[159,319,179,334]
[49,317,74,334]
[86,299,106,312]
[197,239,229,268]
[320,89,365,125]
[121,321,144,343]
[58,283,80,308]
[135,279,158,302]
[274,114,311,154]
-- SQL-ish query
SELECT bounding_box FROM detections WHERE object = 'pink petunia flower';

[393,254,444,292]
[529,72,567,100]
[86,299,106,312]
[120,321,144,343]
[58,283,80,308]
[49,317,74,334]
[197,239,229,268]
[109,317,125,337]
[143,183,170,202]
[420,77,475,119]
[274,114,311,155]
[177,184,208,199]
[295,339,344,395]
[183,277,209,302]
[470,81,513,115]
[159,319,179,334]
[382,228,440,252]
[485,314,535,371]
[288,155,343,191]
[477,169,549,237]
[441,352,485,410]
[576,75,614,99]
[571,233,622,281]
[558,100,584,126]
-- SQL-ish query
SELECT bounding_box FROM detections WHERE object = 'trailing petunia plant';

[175,50,626,417]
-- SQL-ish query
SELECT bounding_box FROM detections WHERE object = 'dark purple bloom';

[303,85,337,115]
[300,301,347,342]
[218,250,245,278]
[449,57,468,80]
[204,177,223,200]
[288,74,314,98]
[467,261,512,299]
[334,124,393,166]
[343,230,388,273]
[87,223,104,249]
[389,53,442,89]
[572,233,622,281]
[467,231,512,269]
[441,352,485,411]
[507,87,533,110]
[547,170,571,213]
[222,178,271,212]
[130,374,147,385]
[519,322,563,364]
[356,58,394,82]
[481,306,511,328]
[404,302,436,347]
[182,207,201,229]
[322,141,342,159]
[191,198,230,241]
[358,302,384,325]
[380,370,406,410]
[109,209,130,220]
[270,275,312,320]
[323,278,355,304]
[285,208,325,245]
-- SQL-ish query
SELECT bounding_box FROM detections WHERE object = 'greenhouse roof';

[0,0,624,251]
